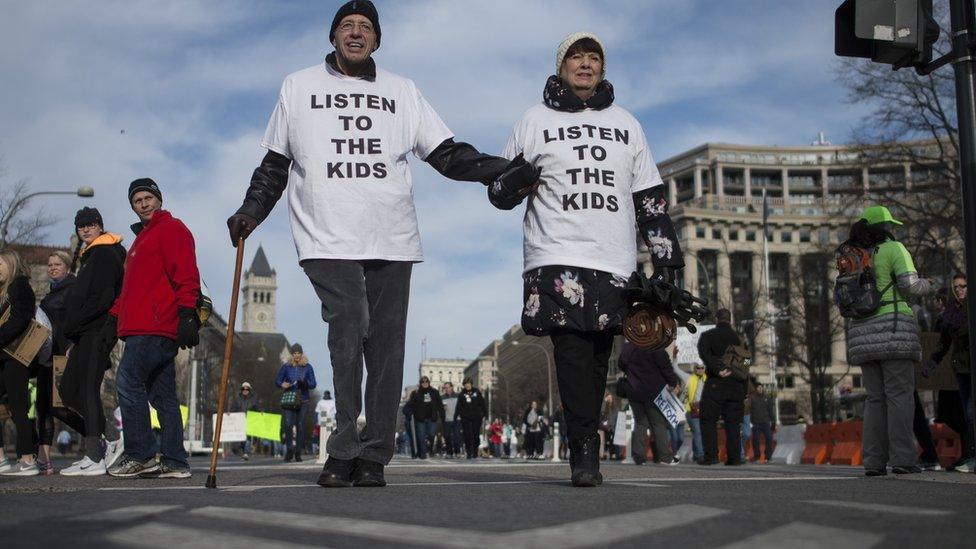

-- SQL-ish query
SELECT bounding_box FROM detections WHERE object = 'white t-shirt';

[315,398,336,420]
[262,62,454,262]
[502,103,664,278]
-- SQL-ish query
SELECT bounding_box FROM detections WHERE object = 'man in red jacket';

[103,178,201,479]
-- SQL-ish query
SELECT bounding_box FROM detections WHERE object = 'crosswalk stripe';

[105,522,326,549]
[719,521,882,549]
[70,505,182,521]
[801,500,954,516]
[190,504,728,548]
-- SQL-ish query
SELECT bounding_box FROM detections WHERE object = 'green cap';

[859,205,902,226]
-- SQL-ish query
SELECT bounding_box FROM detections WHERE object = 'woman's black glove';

[226,213,259,247]
[96,316,118,354]
[176,307,200,349]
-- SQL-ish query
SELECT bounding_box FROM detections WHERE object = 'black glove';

[176,307,200,350]
[96,315,118,354]
[226,213,259,247]
[492,153,541,195]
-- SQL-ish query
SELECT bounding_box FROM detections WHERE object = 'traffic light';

[835,0,939,70]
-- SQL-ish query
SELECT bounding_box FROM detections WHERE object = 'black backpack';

[833,242,894,319]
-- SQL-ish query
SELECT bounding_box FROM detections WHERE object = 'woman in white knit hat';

[488,32,685,487]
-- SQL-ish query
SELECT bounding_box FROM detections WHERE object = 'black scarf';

[326,51,376,82]
[543,75,614,112]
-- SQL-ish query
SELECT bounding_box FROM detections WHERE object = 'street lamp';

[511,340,554,417]
[0,186,95,245]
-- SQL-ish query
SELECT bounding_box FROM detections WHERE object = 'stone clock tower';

[241,245,277,333]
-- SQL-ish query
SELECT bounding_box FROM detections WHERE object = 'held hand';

[175,307,200,350]
[96,316,118,354]
[671,385,682,396]
[281,382,292,389]
[226,213,259,247]
[921,359,938,379]
[719,368,732,378]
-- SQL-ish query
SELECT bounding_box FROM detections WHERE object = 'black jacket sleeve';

[657,352,680,387]
[63,246,124,336]
[633,185,684,270]
[931,322,953,363]
[424,139,510,184]
[433,391,445,421]
[235,150,292,223]
[0,277,36,349]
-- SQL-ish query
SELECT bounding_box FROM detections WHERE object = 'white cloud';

[1,0,866,395]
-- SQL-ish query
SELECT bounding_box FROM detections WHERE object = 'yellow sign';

[149,405,189,429]
[245,411,283,441]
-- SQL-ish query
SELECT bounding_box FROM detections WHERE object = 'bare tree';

[0,164,58,246]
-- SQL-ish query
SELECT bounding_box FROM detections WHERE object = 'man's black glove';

[176,307,200,350]
[226,213,259,247]
[96,315,118,354]
[492,153,541,195]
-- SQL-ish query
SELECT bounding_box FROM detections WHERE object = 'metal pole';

[949,0,976,472]
[762,188,782,426]
[187,358,199,451]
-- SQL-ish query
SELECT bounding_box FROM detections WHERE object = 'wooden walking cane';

[206,237,246,489]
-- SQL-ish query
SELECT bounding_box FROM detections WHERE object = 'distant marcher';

[409,376,443,459]
[35,249,76,475]
[697,308,747,466]
[684,363,707,463]
[276,343,317,462]
[455,377,487,459]
[841,206,933,476]
[618,341,681,465]
[231,381,259,460]
[440,382,460,458]
[749,384,776,462]
[926,272,973,472]
[107,179,201,479]
[315,390,337,424]
[0,249,39,476]
[56,429,72,456]
[59,207,126,477]
[489,418,504,458]
[523,401,545,459]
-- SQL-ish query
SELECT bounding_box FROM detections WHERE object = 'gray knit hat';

[555,32,606,76]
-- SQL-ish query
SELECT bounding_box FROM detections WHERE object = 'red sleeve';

[164,219,201,309]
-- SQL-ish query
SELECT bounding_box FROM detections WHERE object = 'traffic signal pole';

[949,0,976,471]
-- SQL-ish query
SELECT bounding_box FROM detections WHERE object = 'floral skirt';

[521,265,630,336]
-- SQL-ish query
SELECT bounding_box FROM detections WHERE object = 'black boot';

[284,449,294,462]
[351,459,386,487]
[317,457,356,488]
[569,435,603,487]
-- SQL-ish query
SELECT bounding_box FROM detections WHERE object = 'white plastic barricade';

[769,423,806,465]
[317,414,335,464]
[211,413,247,442]
[617,409,634,464]
[551,422,562,462]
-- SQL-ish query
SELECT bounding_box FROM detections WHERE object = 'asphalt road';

[0,456,973,548]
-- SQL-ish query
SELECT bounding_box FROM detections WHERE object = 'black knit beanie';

[330,0,381,50]
[128,178,162,204]
[290,343,304,354]
[74,207,103,229]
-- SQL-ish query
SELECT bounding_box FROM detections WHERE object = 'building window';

[711,228,722,240]
[852,374,863,389]
[695,227,706,239]
[746,230,756,242]
[781,231,793,243]
[777,375,796,389]
[729,230,739,241]
[818,228,830,245]
[799,231,811,243]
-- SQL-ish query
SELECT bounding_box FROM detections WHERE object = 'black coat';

[40,274,76,356]
[63,241,125,340]
[455,388,487,421]
[409,387,444,422]
[619,341,680,402]
[0,275,36,350]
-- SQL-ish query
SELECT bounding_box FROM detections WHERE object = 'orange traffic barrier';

[830,421,863,465]
[931,423,962,469]
[801,422,835,464]
[718,427,728,463]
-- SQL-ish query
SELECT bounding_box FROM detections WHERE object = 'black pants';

[35,364,54,447]
[632,399,673,462]
[55,332,110,461]
[701,380,745,463]
[550,330,615,443]
[913,391,939,463]
[524,431,544,456]
[304,259,412,465]
[1,358,36,457]
[461,416,482,457]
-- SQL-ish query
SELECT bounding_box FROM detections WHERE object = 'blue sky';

[0,0,871,394]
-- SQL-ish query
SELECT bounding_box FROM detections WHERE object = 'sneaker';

[864,467,887,477]
[0,458,11,473]
[351,459,386,487]
[954,458,975,473]
[140,464,191,479]
[38,460,56,476]
[1,460,39,476]
[60,456,107,476]
[665,456,680,466]
[242,453,250,461]
[108,456,160,478]
[104,437,125,469]
[317,457,356,488]
[892,465,922,474]
[919,461,942,472]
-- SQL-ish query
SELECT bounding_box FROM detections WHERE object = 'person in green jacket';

[844,206,933,476]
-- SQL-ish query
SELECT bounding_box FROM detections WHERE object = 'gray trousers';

[303,259,412,465]
[861,359,917,469]
[631,399,673,462]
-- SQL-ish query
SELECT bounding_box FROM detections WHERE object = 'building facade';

[241,245,277,334]
[419,358,469,388]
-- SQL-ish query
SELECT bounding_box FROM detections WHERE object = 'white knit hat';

[555,32,606,76]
